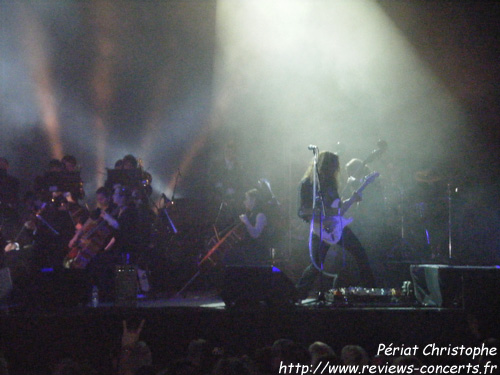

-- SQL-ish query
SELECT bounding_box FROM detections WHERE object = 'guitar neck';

[339,178,374,216]
[339,196,356,217]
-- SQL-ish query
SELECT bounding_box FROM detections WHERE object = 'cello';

[63,206,118,269]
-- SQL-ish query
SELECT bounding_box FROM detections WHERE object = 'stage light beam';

[213,0,463,180]
[19,4,63,160]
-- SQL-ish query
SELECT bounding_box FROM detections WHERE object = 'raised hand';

[121,319,145,348]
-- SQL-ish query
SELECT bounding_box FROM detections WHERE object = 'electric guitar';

[312,172,379,245]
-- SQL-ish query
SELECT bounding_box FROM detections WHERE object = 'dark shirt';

[298,178,340,222]
[231,209,271,264]
[241,210,271,250]
[0,172,20,207]
[113,206,140,255]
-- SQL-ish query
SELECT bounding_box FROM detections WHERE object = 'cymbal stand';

[447,183,453,261]
[389,186,415,261]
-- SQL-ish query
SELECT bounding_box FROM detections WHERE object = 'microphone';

[308,145,318,151]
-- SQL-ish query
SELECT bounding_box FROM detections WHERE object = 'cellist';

[68,187,115,248]
[64,187,116,269]
[89,185,140,301]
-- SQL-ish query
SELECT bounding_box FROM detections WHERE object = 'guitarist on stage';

[295,151,376,300]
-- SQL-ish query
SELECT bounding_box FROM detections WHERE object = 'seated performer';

[105,154,152,198]
[87,186,140,300]
[225,188,272,265]
[0,157,21,253]
[295,151,375,299]
[61,154,85,201]
[61,154,79,172]
[67,187,116,252]
[101,186,140,264]
[29,164,80,270]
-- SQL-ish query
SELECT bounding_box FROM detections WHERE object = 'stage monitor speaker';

[220,265,298,308]
[410,264,500,310]
[28,269,90,309]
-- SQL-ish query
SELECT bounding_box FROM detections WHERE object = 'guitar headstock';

[361,171,380,185]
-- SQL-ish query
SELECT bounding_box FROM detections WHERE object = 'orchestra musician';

[3,192,41,254]
[295,151,375,300]
[0,157,21,253]
[85,186,140,300]
[28,159,85,270]
[100,186,141,264]
[105,154,153,198]
[61,154,79,172]
[122,154,138,170]
[61,154,86,201]
[67,186,116,253]
[223,188,273,265]
[0,153,156,300]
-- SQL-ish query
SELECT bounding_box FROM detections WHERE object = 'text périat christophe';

[377,343,497,361]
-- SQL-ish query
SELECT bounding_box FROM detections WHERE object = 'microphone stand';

[211,202,228,243]
[160,169,181,235]
[35,213,60,236]
[308,148,327,305]
[446,183,454,262]
[161,197,178,235]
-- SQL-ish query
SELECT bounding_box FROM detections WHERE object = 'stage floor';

[0,288,496,375]
[0,288,429,312]
[2,261,500,374]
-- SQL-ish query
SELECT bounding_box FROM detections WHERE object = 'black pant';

[87,250,123,301]
[296,227,376,297]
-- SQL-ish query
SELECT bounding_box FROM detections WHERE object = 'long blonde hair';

[302,151,340,190]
